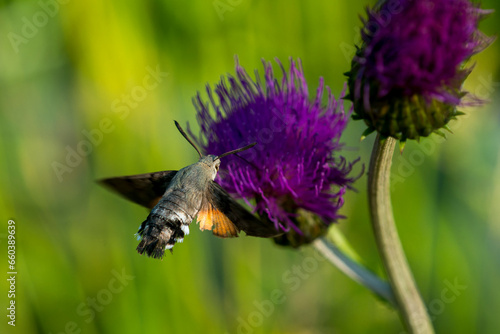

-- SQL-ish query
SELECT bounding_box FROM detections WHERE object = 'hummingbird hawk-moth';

[99,121,281,259]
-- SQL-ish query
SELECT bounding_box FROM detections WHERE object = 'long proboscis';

[174,120,202,159]
[216,143,257,160]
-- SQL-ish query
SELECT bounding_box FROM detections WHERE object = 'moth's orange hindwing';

[197,203,239,238]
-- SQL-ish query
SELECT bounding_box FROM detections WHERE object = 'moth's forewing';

[206,181,283,238]
[99,170,178,209]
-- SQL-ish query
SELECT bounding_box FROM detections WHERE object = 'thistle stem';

[368,135,434,333]
[313,237,396,306]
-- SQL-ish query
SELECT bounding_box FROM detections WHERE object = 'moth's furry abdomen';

[136,191,196,259]
[136,213,188,259]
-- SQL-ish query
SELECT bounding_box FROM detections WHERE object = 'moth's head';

[199,155,221,180]
[174,120,256,181]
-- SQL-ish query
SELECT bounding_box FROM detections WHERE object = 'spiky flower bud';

[346,0,494,142]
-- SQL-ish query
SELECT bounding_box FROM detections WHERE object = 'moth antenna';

[174,120,202,159]
[216,143,257,160]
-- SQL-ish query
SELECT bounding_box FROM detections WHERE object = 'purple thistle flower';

[346,0,494,141]
[190,58,360,244]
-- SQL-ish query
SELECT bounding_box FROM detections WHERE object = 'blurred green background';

[1,0,499,333]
